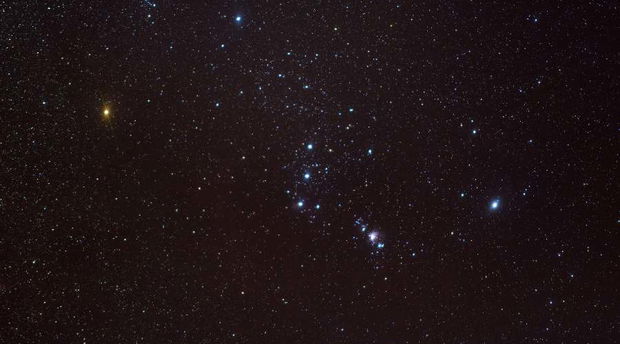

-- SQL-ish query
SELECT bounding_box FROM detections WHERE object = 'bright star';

[368,232,378,242]
[304,173,310,180]
[307,143,313,150]
[235,16,242,23]
[315,204,320,209]
[367,149,373,155]
[377,243,385,249]
[490,199,500,210]
[297,201,304,208]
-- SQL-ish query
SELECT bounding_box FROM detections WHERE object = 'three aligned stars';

[290,135,506,254]
[97,100,502,256]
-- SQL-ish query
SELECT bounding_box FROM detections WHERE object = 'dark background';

[1,1,618,343]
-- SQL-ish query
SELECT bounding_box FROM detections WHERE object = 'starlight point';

[102,106,111,119]
[490,199,500,210]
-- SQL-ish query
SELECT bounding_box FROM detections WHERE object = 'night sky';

[1,1,618,343]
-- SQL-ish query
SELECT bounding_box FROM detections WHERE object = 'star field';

[1,1,618,343]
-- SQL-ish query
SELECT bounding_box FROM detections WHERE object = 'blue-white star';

[369,232,378,242]
[490,199,500,210]
[235,16,242,23]
[304,173,310,180]
[307,143,313,150]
